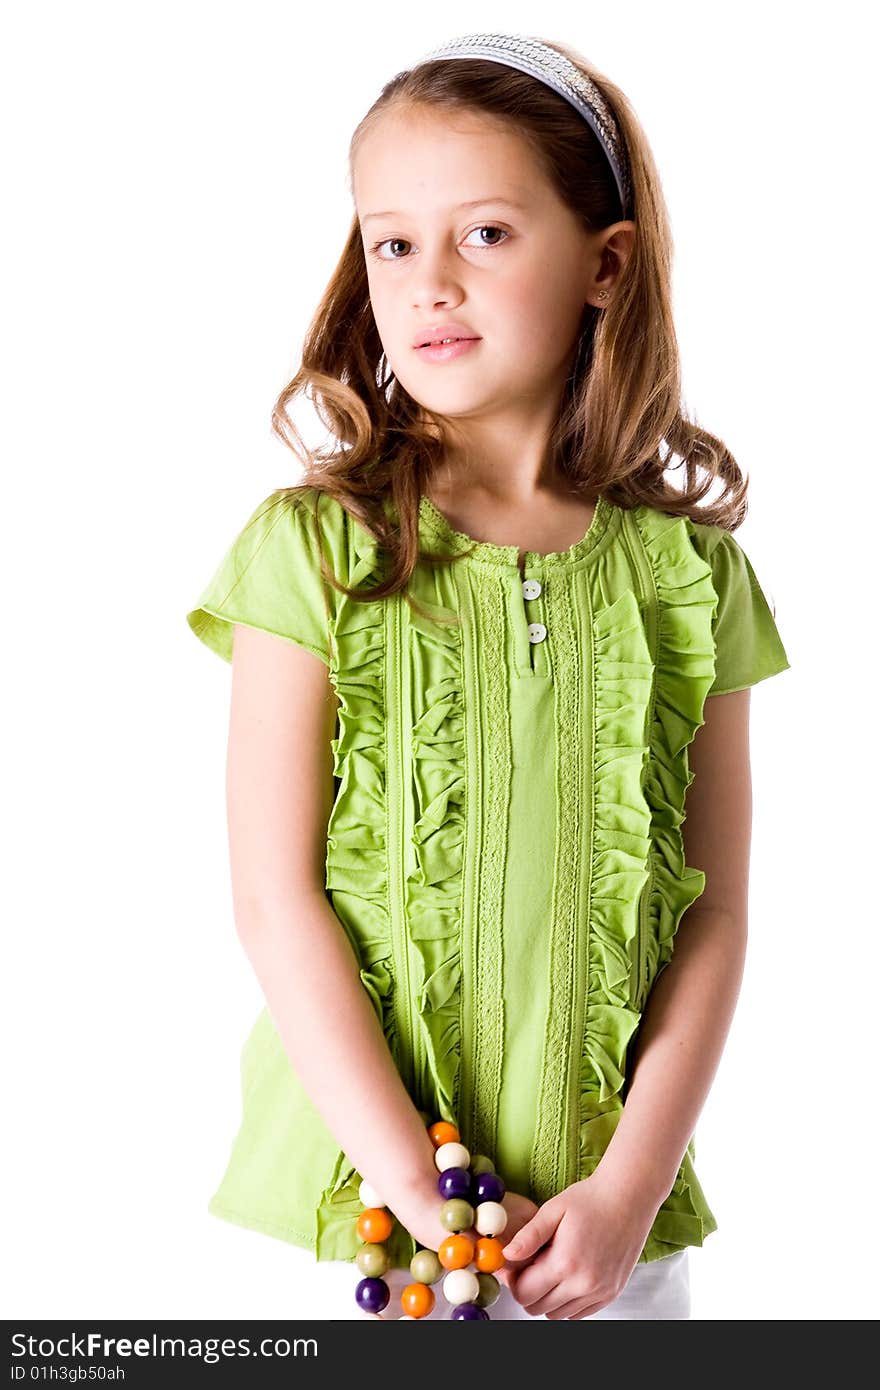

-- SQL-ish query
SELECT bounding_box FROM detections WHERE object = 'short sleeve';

[186,488,335,666]
[688,522,791,696]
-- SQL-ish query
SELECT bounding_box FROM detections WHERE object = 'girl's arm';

[595,687,752,1209]
[224,622,448,1249]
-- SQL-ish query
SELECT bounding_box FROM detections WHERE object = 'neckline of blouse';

[418,491,616,568]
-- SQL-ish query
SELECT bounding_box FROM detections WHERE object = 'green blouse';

[186,486,790,1269]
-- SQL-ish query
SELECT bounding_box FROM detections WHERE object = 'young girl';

[186,32,790,1321]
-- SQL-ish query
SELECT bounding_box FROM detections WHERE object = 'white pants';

[307,1247,690,1320]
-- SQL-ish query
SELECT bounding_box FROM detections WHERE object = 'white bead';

[443,1268,480,1304]
[474,1200,508,1236]
[362,1312,384,1318]
[358,1179,385,1208]
[398,1314,416,1319]
[434,1140,470,1172]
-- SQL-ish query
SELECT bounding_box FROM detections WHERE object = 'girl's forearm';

[595,907,748,1211]
[234,890,441,1229]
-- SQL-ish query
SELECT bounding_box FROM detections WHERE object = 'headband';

[416,33,634,221]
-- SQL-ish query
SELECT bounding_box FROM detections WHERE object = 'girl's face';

[353,106,606,433]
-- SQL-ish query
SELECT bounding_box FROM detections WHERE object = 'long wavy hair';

[267,36,750,607]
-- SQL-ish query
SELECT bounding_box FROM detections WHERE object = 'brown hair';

[268,36,750,608]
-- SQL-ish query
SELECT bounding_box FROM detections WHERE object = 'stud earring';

[597,291,609,300]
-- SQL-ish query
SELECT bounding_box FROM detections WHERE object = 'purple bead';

[438,1166,472,1201]
[451,1302,490,1320]
[355,1276,390,1314]
[473,1171,506,1205]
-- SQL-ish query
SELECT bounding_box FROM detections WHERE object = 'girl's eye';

[368,224,509,262]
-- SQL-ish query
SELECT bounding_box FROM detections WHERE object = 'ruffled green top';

[186,486,790,1269]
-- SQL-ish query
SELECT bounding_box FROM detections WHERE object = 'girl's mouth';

[414,338,482,363]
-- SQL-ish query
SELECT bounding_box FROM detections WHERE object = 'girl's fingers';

[546,1295,610,1320]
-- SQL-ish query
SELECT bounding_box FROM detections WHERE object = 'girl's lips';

[415,337,482,363]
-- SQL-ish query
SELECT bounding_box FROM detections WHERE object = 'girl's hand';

[493,1190,540,1292]
[498,1169,660,1320]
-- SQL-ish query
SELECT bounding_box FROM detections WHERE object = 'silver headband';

[416,33,633,221]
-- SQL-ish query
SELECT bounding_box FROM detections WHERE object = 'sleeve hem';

[187,606,332,668]
[707,657,791,697]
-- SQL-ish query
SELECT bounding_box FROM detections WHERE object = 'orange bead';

[475,1237,506,1273]
[427,1120,460,1148]
[438,1233,475,1270]
[356,1207,393,1243]
[401,1282,435,1318]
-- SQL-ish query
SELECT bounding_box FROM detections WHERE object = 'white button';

[522,578,542,600]
[528,622,547,644]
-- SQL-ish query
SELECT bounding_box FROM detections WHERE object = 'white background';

[4,0,876,1321]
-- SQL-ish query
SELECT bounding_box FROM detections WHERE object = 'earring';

[597,291,609,301]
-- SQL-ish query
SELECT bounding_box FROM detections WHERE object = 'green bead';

[475,1271,501,1308]
[410,1248,443,1285]
[470,1153,495,1176]
[440,1198,475,1232]
[356,1242,389,1277]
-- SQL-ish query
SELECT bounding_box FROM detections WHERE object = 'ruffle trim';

[316,525,406,1263]
[314,523,467,1265]
[582,586,654,1106]
[578,510,720,1254]
[324,584,387,950]
[405,596,466,1124]
[632,509,719,999]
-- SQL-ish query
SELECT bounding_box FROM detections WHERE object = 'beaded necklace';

[354,1117,509,1320]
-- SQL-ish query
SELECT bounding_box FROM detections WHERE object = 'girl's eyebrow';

[361,196,529,225]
